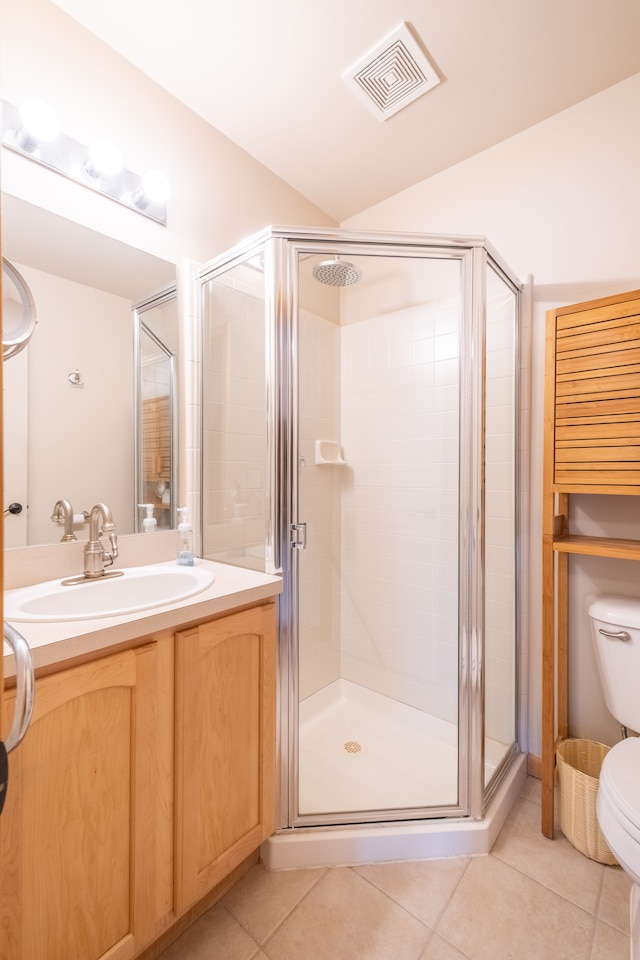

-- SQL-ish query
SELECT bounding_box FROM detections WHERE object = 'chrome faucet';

[51,498,76,542]
[83,503,119,578]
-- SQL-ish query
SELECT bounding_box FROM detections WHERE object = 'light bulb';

[141,170,170,204]
[15,98,58,150]
[87,137,122,177]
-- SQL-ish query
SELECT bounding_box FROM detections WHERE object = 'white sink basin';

[5,562,215,622]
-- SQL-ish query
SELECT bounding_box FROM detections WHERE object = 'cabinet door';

[174,603,276,913]
[0,645,159,960]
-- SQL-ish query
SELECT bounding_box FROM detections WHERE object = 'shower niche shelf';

[314,440,346,465]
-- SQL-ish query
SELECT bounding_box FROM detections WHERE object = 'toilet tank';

[587,594,640,734]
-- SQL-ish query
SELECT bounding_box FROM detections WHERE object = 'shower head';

[312,256,362,287]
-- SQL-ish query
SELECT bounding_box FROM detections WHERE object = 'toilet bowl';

[597,738,640,885]
[587,594,640,959]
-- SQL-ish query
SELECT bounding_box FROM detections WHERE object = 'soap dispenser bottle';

[177,507,194,566]
[138,503,157,533]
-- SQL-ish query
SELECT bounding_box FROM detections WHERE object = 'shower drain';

[343,740,362,754]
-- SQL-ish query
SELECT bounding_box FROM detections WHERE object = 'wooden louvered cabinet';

[542,289,640,837]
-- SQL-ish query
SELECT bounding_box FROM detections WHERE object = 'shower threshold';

[262,751,526,869]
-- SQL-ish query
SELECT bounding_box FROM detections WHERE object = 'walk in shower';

[199,227,524,864]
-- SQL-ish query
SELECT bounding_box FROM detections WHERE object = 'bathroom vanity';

[1,560,281,960]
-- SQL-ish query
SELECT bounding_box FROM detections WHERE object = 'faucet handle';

[103,532,119,567]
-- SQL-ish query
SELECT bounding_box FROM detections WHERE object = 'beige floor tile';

[520,775,541,805]
[158,903,260,960]
[491,795,604,912]
[355,857,470,928]
[590,919,630,960]
[598,865,632,934]
[436,855,595,960]
[222,862,326,942]
[419,932,471,959]
[263,866,431,960]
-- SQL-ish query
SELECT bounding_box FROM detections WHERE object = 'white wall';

[344,73,640,758]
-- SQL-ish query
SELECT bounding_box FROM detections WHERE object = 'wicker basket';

[556,738,617,865]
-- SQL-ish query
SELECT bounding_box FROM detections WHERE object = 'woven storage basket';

[556,738,617,865]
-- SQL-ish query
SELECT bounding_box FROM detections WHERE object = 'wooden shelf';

[542,288,640,840]
[553,534,640,561]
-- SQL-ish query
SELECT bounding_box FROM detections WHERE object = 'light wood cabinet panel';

[550,292,640,491]
[174,603,276,914]
[0,645,160,960]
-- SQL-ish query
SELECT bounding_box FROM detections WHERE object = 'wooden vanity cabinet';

[0,643,165,960]
[0,598,278,958]
[174,603,276,914]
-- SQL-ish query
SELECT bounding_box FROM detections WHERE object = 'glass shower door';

[294,246,466,823]
[201,254,269,569]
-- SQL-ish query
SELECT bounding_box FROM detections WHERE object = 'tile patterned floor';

[159,777,631,960]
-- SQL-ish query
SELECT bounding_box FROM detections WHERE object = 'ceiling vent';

[342,22,441,121]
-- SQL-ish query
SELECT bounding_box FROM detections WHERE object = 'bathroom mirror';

[2,192,176,548]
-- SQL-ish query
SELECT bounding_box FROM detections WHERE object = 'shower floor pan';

[262,679,526,869]
[298,679,506,814]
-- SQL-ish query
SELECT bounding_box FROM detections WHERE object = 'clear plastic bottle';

[177,507,194,566]
[138,503,157,533]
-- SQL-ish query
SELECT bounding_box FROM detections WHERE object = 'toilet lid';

[600,738,640,840]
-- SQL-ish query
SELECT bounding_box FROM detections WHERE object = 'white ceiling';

[53,0,640,222]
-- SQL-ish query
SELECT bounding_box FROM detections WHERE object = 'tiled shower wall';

[299,287,517,744]
[337,300,461,725]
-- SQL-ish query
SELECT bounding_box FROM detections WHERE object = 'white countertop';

[4,558,282,678]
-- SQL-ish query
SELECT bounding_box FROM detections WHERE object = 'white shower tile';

[434,333,459,361]
[412,338,435,365]
[434,358,459,387]
[224,286,248,321]
[433,384,459,412]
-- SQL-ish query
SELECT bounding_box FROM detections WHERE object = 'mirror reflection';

[135,297,178,532]
[2,193,176,548]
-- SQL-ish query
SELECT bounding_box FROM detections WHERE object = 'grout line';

[256,865,330,948]
[218,902,262,956]
[587,868,606,960]
[430,856,473,931]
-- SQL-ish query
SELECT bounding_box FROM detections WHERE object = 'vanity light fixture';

[1,98,169,225]
[128,169,171,209]
[84,137,123,179]
[8,98,59,153]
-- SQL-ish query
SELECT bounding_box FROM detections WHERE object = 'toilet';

[588,594,640,958]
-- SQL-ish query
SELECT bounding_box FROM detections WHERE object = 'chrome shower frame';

[198,225,523,833]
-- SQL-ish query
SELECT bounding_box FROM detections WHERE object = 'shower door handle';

[290,523,307,550]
